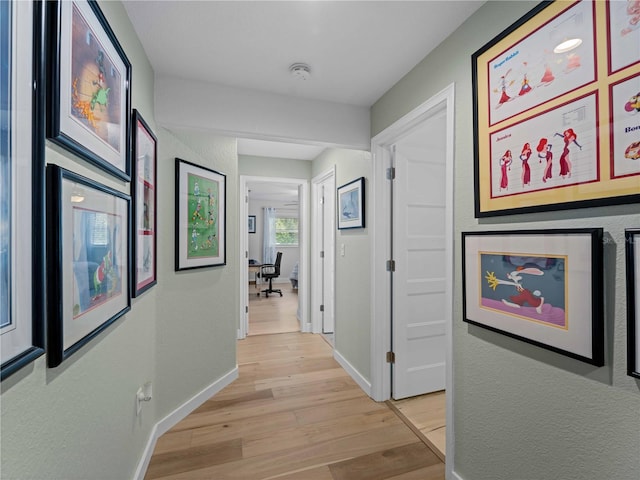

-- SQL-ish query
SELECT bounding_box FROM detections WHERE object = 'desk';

[248,264,262,292]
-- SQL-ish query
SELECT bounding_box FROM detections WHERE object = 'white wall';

[312,148,372,381]
[372,2,640,479]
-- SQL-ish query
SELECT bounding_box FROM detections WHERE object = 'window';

[275,216,298,246]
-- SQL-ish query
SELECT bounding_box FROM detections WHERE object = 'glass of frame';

[626,229,640,379]
[131,110,157,297]
[462,228,604,366]
[337,177,365,230]
[47,0,131,181]
[472,1,640,217]
[1,0,45,380]
[175,158,226,270]
[46,165,130,367]
[248,215,256,234]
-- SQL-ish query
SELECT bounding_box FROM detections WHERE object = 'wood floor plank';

[328,442,441,480]
[144,324,446,480]
[145,438,243,479]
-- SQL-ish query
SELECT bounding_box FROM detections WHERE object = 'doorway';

[370,84,455,473]
[311,167,336,345]
[238,175,310,339]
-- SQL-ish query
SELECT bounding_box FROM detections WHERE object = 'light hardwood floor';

[145,286,446,478]
[248,282,299,336]
[145,332,445,479]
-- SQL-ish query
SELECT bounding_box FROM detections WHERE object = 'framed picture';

[473,1,640,217]
[337,177,365,230]
[47,165,131,367]
[175,158,226,270]
[462,228,604,366]
[626,229,640,378]
[131,110,157,297]
[607,0,640,74]
[47,0,131,181]
[248,215,256,234]
[610,72,640,179]
[1,0,46,380]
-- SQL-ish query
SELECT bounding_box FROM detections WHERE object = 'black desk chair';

[260,252,283,297]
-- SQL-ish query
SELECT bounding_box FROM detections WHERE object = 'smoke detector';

[289,63,311,81]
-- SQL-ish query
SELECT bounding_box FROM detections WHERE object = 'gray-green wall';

[372,2,640,479]
[313,149,372,381]
[0,3,238,479]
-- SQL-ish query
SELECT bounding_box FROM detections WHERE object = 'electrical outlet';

[136,382,153,416]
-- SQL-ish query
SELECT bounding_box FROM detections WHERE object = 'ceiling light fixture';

[553,38,582,54]
[289,63,311,81]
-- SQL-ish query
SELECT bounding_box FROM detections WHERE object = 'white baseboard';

[133,367,239,480]
[333,349,371,397]
[450,470,464,480]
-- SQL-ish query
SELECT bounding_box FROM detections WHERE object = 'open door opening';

[238,176,310,340]
[371,84,455,471]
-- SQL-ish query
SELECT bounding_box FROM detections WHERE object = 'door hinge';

[386,260,395,272]
[245,306,249,313]
[386,167,395,180]
[320,251,324,258]
[320,304,324,312]
[320,196,325,205]
[245,250,248,258]
[386,351,395,363]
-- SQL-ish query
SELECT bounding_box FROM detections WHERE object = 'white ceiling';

[123,0,484,158]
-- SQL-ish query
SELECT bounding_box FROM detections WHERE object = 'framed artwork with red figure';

[473,1,640,217]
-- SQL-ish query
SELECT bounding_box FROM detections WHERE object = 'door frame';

[311,166,336,334]
[238,175,310,339]
[370,84,455,474]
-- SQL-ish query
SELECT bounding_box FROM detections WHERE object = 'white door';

[312,169,336,335]
[321,180,335,333]
[392,110,448,399]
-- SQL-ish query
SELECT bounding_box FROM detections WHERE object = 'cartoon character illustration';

[518,72,532,96]
[93,250,117,299]
[191,198,205,222]
[540,64,555,86]
[499,150,512,191]
[622,0,640,36]
[207,188,215,207]
[563,53,581,74]
[191,228,198,250]
[519,142,532,187]
[625,141,640,160]
[493,70,514,107]
[485,266,546,314]
[624,92,640,113]
[554,128,582,179]
[537,138,553,183]
[208,210,215,226]
[193,180,200,197]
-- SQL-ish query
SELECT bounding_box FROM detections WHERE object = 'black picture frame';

[626,229,640,379]
[1,0,46,381]
[462,228,604,366]
[131,110,157,297]
[46,0,132,181]
[337,177,365,230]
[248,215,256,234]
[46,164,131,367]
[472,1,640,217]
[175,158,227,271]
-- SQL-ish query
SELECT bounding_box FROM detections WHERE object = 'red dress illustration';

[519,143,532,187]
[537,138,553,183]
[540,64,555,85]
[499,150,512,191]
[554,128,581,179]
[518,73,532,96]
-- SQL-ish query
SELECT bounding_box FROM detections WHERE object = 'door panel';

[392,116,447,399]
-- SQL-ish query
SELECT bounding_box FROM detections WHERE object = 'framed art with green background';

[175,158,226,270]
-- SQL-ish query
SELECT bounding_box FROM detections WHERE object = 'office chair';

[260,252,283,297]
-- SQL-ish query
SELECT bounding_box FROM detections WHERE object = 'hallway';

[144,332,444,479]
